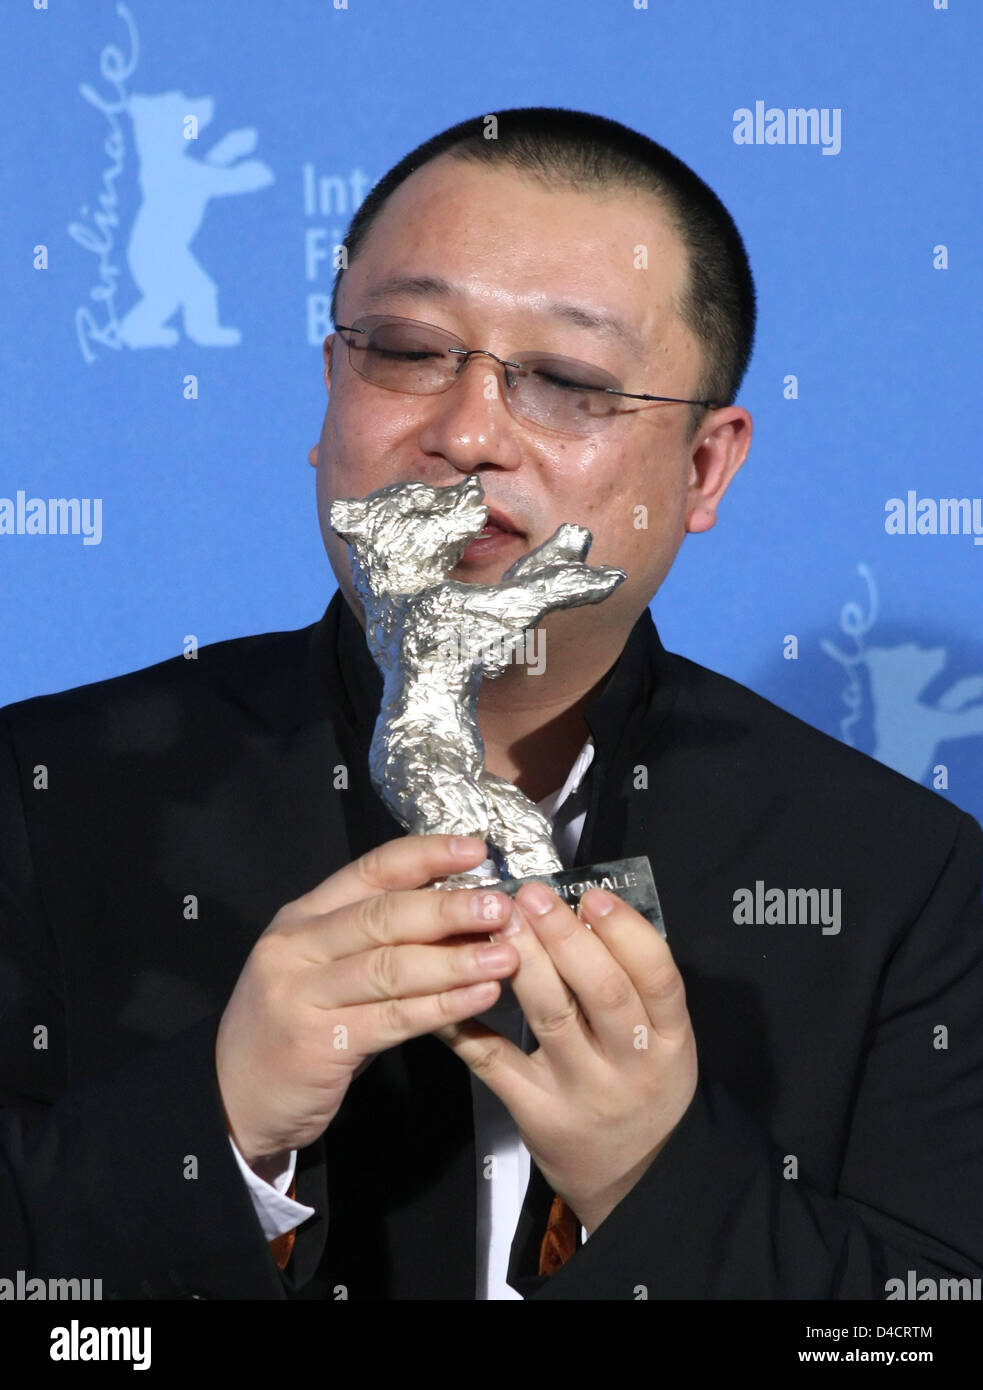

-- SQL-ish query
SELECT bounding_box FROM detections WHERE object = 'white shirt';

[230,738,595,1299]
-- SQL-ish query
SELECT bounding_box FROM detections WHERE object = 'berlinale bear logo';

[118,91,274,348]
[69,4,274,360]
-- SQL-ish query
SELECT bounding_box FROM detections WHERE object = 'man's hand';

[215,835,519,1169]
[434,881,698,1234]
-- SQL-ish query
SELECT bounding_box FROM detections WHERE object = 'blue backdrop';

[2,0,981,825]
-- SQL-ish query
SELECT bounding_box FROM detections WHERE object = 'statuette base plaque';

[496,856,665,939]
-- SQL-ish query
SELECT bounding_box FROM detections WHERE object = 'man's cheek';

[582,494,651,568]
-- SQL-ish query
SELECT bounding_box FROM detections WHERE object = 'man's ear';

[685,406,752,535]
[323,334,336,391]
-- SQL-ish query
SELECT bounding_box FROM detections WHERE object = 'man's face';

[310,154,750,636]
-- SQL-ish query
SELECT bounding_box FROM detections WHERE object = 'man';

[1,109,981,1301]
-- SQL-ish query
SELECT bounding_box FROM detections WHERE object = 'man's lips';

[480,508,524,538]
[456,507,526,566]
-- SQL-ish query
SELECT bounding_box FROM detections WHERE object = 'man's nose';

[416,355,524,473]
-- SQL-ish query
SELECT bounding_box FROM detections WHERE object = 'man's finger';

[511,882,640,1061]
[305,930,519,1009]
[494,894,596,1078]
[307,882,513,960]
[291,834,490,918]
[357,985,519,1055]
[577,887,689,1041]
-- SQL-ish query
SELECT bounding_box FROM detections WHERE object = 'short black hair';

[331,107,756,432]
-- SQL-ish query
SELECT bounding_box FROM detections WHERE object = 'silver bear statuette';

[329,475,625,881]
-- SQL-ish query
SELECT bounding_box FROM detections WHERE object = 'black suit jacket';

[1,594,981,1299]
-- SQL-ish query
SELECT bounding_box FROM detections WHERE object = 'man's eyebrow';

[356,274,644,356]
[359,274,455,310]
[540,299,645,358]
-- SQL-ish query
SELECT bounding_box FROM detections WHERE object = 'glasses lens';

[346,317,458,393]
[509,355,624,433]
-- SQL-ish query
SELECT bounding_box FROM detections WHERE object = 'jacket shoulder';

[1,622,318,745]
[669,649,973,839]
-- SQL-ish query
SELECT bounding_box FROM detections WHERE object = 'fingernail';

[520,882,555,916]
[582,887,617,916]
[476,944,514,968]
[498,905,523,937]
[450,836,486,858]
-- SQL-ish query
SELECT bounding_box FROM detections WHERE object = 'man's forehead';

[343,157,690,355]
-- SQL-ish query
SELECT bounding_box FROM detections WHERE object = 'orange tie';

[268,1178,297,1270]
[538,1194,579,1275]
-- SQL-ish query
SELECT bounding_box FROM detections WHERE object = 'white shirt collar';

[535,737,595,818]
